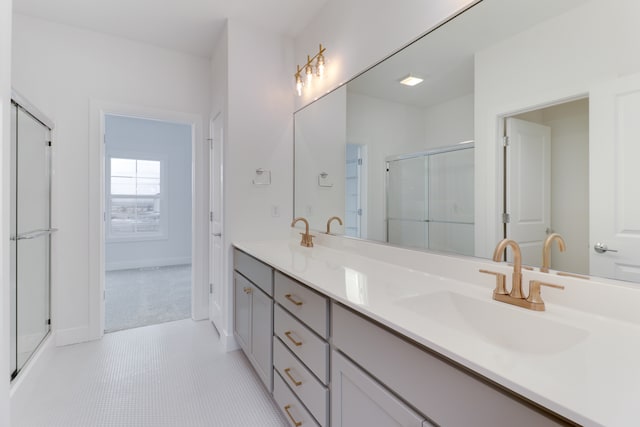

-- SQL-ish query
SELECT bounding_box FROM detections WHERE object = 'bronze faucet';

[480,238,564,311]
[492,239,524,299]
[291,217,314,247]
[326,216,343,234]
[541,233,566,273]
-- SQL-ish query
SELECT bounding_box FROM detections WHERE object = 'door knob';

[213,232,221,237]
[594,242,618,254]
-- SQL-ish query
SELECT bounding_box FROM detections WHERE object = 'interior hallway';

[11,320,287,427]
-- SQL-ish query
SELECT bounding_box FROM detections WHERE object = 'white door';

[209,114,224,328]
[589,73,640,282]
[505,118,551,266]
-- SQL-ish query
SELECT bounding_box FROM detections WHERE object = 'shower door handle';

[11,228,58,241]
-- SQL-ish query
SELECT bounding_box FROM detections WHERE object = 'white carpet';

[105,265,192,333]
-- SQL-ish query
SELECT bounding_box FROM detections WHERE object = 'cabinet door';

[332,350,429,427]
[233,273,252,353]
[251,286,273,390]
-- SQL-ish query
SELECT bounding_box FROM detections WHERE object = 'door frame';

[208,111,224,333]
[477,92,587,259]
[89,99,206,340]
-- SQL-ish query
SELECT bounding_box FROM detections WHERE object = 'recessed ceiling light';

[399,75,424,86]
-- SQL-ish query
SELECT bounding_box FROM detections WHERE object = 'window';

[107,157,165,240]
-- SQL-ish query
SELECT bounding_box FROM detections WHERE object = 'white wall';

[424,93,474,147]
[347,92,424,241]
[474,0,640,259]
[12,13,211,345]
[105,115,192,271]
[294,86,346,232]
[293,0,477,110]
[0,0,12,422]
[213,20,294,350]
[210,25,228,120]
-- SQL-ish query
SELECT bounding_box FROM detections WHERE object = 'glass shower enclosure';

[386,143,474,256]
[10,96,54,381]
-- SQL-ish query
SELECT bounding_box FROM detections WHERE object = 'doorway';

[345,143,365,238]
[103,114,193,332]
[503,98,589,273]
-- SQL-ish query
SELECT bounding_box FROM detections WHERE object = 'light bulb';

[305,63,313,84]
[295,67,303,96]
[316,54,325,78]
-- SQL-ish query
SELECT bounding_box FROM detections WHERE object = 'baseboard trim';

[56,326,91,346]
[10,331,55,405]
[221,330,239,352]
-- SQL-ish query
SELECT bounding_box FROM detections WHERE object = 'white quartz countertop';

[234,238,640,427]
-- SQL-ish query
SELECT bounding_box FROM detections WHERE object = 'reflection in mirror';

[387,143,474,255]
[295,86,346,236]
[504,100,589,275]
[294,0,640,285]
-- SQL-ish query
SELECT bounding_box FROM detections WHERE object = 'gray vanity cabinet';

[272,271,330,427]
[233,273,251,350]
[332,350,433,427]
[233,249,274,391]
[232,247,572,426]
[332,303,569,427]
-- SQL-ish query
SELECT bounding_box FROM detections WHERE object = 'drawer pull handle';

[285,293,303,306]
[284,368,302,386]
[284,331,303,347]
[284,404,302,426]
[243,287,252,294]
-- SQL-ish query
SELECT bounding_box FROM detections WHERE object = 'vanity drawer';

[275,271,329,338]
[234,248,273,296]
[275,304,329,384]
[274,370,320,427]
[274,337,328,427]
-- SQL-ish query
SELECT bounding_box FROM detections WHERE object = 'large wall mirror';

[294,0,640,285]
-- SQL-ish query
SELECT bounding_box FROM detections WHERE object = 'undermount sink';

[396,291,588,354]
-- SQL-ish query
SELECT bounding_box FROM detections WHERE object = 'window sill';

[106,234,168,244]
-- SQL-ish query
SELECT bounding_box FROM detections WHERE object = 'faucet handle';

[479,269,508,295]
[526,280,565,308]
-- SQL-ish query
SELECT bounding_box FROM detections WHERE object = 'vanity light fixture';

[399,74,424,86]
[294,44,327,96]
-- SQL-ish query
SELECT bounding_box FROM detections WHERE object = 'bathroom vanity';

[232,235,640,426]
[231,1,640,424]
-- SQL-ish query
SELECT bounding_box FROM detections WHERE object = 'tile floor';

[12,320,287,427]
[105,264,192,333]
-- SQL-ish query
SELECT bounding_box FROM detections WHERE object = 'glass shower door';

[427,148,475,255]
[386,156,428,249]
[10,102,52,380]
